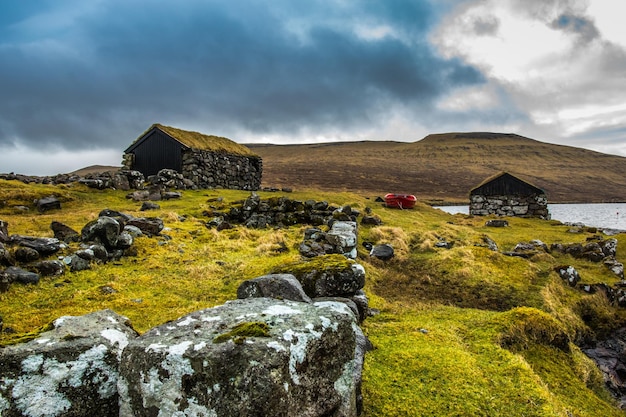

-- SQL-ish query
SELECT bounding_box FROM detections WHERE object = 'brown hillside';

[247,133,626,203]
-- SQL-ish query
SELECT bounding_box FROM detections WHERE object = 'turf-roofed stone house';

[470,172,550,219]
[123,124,262,190]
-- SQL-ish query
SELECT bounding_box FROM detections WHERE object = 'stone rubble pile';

[204,193,361,230]
[0,169,145,191]
[0,210,164,292]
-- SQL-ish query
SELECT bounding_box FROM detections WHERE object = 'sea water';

[435,203,626,231]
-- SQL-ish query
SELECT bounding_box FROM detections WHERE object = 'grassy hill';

[1,180,626,415]
[248,132,626,203]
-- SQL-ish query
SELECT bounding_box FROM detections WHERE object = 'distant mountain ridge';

[247,132,626,203]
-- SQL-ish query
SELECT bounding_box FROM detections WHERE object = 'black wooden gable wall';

[127,129,184,177]
[470,173,544,197]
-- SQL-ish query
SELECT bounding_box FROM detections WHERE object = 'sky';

[0,0,624,175]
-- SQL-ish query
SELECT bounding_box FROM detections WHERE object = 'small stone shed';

[469,172,550,219]
[123,124,262,190]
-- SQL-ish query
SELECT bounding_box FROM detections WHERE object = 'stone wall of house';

[470,194,550,219]
[181,150,262,190]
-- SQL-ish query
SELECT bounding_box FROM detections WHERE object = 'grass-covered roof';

[134,124,258,157]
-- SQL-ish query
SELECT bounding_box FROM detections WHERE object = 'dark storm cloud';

[0,0,483,150]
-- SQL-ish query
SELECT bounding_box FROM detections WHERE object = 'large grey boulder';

[0,309,138,417]
[119,298,364,417]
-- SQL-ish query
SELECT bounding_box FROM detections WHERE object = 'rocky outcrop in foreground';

[0,268,369,416]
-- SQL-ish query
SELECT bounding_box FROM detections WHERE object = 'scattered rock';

[480,235,498,252]
[583,328,626,409]
[51,221,80,243]
[435,239,454,249]
[274,255,366,299]
[9,235,64,256]
[361,215,382,226]
[31,260,65,277]
[64,254,91,272]
[555,265,581,287]
[161,191,182,200]
[370,244,394,261]
[126,217,164,236]
[3,266,40,285]
[13,247,40,263]
[0,220,10,243]
[36,195,61,212]
[140,201,160,211]
[0,243,15,266]
[605,257,625,279]
[485,219,509,227]
[237,274,313,303]
[81,216,121,249]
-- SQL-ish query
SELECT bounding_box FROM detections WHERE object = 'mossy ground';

[1,180,626,416]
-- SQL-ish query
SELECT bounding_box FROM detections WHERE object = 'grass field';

[1,179,626,416]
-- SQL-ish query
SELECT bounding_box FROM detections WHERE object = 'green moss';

[496,307,571,352]
[213,321,271,344]
[137,124,259,157]
[0,322,54,347]
[272,253,355,276]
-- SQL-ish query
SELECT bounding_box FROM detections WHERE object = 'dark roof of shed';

[125,124,258,157]
[470,172,545,195]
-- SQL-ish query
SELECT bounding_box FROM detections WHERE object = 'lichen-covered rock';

[81,216,121,249]
[555,265,581,287]
[0,309,138,417]
[601,238,618,258]
[326,221,358,259]
[273,255,366,299]
[119,298,363,417]
[237,274,312,303]
[604,256,625,279]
